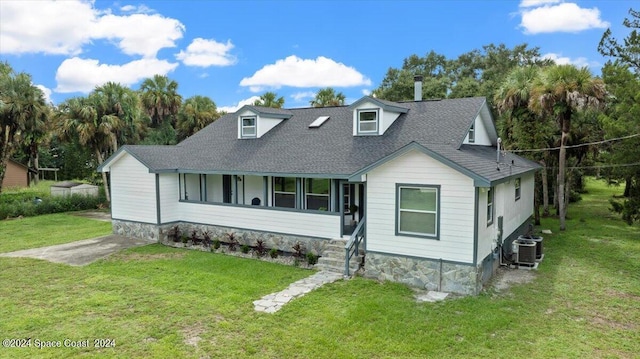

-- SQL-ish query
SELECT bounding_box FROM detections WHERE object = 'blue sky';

[0,0,633,111]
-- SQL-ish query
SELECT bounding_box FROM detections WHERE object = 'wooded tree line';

[1,9,638,226]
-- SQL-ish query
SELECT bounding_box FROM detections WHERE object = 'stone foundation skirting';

[112,220,160,242]
[364,252,482,295]
[113,220,330,256]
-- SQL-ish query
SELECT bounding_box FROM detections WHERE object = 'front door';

[343,183,365,236]
[222,175,232,203]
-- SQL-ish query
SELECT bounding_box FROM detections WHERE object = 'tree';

[600,62,640,224]
[253,92,285,108]
[529,65,607,230]
[139,75,182,127]
[310,87,346,107]
[57,96,122,202]
[495,66,556,221]
[0,62,48,193]
[598,8,640,73]
[176,95,220,140]
[94,82,147,150]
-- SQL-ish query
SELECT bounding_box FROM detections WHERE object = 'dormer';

[235,105,293,139]
[462,101,496,146]
[349,96,409,136]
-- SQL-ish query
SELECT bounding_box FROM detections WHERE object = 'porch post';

[263,176,268,206]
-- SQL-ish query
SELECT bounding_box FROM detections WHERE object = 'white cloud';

[55,57,178,93]
[362,89,371,96]
[35,84,53,104]
[519,0,560,8]
[120,4,154,14]
[218,96,261,113]
[520,2,609,34]
[0,0,184,57]
[92,13,185,58]
[541,53,597,68]
[0,0,96,55]
[240,56,372,92]
[290,91,315,102]
[176,38,236,67]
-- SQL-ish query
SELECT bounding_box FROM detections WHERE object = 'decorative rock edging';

[253,271,343,313]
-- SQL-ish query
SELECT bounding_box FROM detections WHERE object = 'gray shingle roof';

[109,97,539,185]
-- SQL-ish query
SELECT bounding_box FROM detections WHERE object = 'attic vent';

[309,116,330,128]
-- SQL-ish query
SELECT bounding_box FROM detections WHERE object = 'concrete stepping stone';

[254,271,343,313]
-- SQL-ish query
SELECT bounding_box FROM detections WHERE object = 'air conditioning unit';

[514,239,537,266]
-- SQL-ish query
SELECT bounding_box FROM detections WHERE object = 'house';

[2,159,33,189]
[99,80,539,295]
[50,181,99,197]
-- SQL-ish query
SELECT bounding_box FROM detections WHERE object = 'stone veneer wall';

[112,219,160,241]
[364,252,482,295]
[112,220,330,256]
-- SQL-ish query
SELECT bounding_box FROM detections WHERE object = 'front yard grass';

[0,178,638,358]
[0,213,112,253]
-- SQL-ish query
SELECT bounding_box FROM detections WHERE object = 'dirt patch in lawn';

[181,323,206,347]
[487,267,537,292]
[71,210,111,222]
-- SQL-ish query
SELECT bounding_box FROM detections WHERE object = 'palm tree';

[57,96,122,202]
[529,65,607,230]
[0,63,48,193]
[176,95,220,140]
[253,92,285,108]
[94,82,147,148]
[139,75,182,127]
[310,87,346,107]
[495,66,555,219]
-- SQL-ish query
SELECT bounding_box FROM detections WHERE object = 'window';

[241,116,256,137]
[358,109,378,134]
[397,185,439,238]
[515,178,521,201]
[305,178,330,210]
[273,177,296,208]
[468,123,475,143]
[487,187,494,225]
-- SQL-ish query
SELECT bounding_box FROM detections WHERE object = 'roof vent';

[309,116,330,128]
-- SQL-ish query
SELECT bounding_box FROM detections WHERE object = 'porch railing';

[344,217,365,276]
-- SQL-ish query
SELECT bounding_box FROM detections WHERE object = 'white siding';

[366,149,476,263]
[256,117,283,138]
[351,100,402,136]
[476,172,535,263]
[110,153,156,224]
[243,175,264,205]
[159,174,180,223]
[463,114,492,145]
[177,202,341,239]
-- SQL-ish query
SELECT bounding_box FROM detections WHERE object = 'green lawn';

[0,213,112,253]
[0,178,638,358]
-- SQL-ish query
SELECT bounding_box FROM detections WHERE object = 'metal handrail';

[344,217,365,276]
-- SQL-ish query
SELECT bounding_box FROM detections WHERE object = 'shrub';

[306,252,318,266]
[212,239,221,250]
[226,232,238,251]
[241,244,250,254]
[202,231,212,247]
[292,242,305,259]
[190,230,201,245]
[0,191,107,220]
[255,239,268,257]
[181,235,188,244]
[169,225,180,242]
[269,248,278,259]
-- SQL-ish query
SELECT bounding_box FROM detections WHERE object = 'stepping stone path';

[253,271,343,313]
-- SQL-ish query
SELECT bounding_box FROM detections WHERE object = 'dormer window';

[241,116,256,138]
[358,109,379,134]
[468,123,475,143]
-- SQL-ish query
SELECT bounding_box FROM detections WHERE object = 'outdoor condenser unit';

[514,239,537,266]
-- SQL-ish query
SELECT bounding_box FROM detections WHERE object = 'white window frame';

[396,184,439,239]
[515,178,521,201]
[468,123,475,143]
[241,116,257,138]
[357,109,379,134]
[304,178,330,211]
[487,187,494,226]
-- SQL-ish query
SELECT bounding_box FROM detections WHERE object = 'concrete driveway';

[0,235,156,266]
